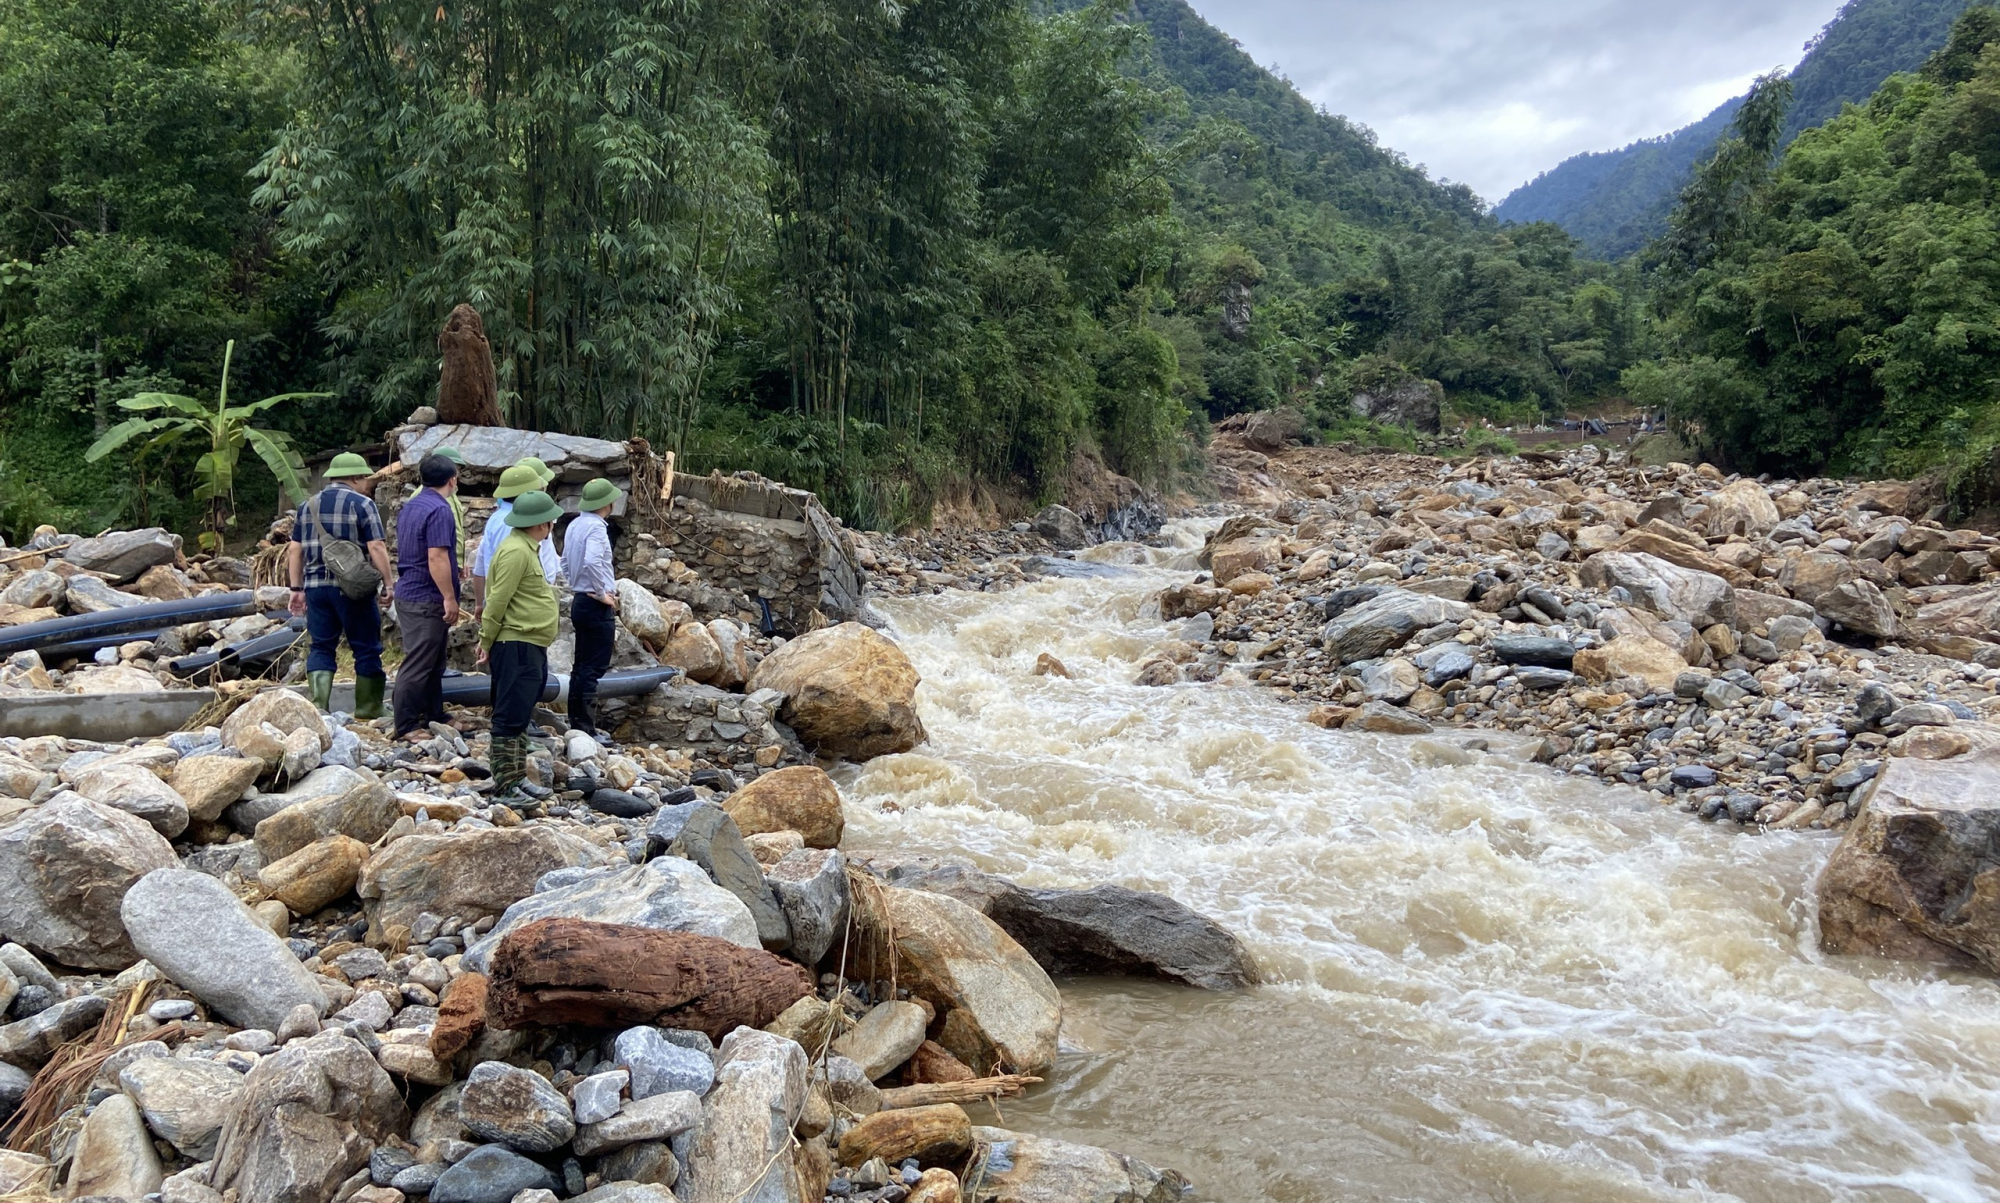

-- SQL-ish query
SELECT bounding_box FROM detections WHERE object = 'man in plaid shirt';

[287,452,396,718]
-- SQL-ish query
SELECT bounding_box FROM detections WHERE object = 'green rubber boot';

[353,674,386,721]
[308,670,334,712]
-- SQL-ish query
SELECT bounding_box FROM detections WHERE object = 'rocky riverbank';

[0,444,1229,1201]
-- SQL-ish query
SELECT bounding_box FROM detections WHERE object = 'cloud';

[1184,0,1842,203]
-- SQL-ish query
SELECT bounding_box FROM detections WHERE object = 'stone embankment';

[0,432,1221,1201]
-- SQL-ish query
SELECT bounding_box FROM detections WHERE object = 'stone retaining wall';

[593,680,805,772]
[370,422,863,632]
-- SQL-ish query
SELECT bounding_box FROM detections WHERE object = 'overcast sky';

[1186,0,1845,205]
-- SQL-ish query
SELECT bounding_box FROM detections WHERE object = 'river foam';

[834,523,2000,1202]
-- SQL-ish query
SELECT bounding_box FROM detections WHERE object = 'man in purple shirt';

[392,454,461,739]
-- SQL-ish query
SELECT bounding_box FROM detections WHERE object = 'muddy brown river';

[835,525,2000,1202]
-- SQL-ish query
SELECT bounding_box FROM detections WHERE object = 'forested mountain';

[1496,0,1986,258]
[0,0,1646,540]
[1634,7,2000,494]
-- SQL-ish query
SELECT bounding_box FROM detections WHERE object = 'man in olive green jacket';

[478,489,561,808]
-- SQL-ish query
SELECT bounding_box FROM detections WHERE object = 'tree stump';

[437,304,505,426]
[484,918,814,1038]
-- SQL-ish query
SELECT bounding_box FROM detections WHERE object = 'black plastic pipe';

[0,591,258,658]
[436,666,681,706]
[166,619,306,679]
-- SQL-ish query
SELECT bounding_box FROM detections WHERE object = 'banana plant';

[84,340,328,553]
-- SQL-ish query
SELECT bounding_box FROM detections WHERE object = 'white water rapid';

[835,522,2000,1203]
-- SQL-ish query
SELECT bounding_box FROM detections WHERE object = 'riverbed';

[834,524,2000,1203]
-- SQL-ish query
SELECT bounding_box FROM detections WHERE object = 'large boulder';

[767,848,850,966]
[0,995,109,1069]
[121,868,329,1031]
[1581,551,1734,629]
[358,824,617,947]
[1573,634,1687,692]
[1208,535,1283,586]
[0,570,64,609]
[170,755,264,823]
[852,886,1061,1075]
[872,860,1256,990]
[747,623,925,761]
[725,766,845,849]
[0,792,177,969]
[1030,505,1088,550]
[209,1031,409,1203]
[70,761,189,838]
[62,575,146,613]
[966,1127,1189,1203]
[680,1028,809,1203]
[462,857,761,973]
[120,1055,245,1160]
[254,778,399,863]
[668,804,789,951]
[1702,479,1781,539]
[1781,552,1899,638]
[1320,589,1470,665]
[260,834,370,917]
[61,527,179,584]
[1818,737,2000,970]
[1349,371,1442,432]
[458,1061,576,1154]
[221,690,329,758]
[66,1093,164,1200]
[615,579,672,645]
[663,620,725,684]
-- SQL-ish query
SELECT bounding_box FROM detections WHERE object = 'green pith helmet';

[506,490,562,527]
[578,477,621,512]
[324,452,372,478]
[517,456,557,485]
[432,445,466,465]
[494,463,540,499]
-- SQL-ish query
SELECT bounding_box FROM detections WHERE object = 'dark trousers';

[489,640,548,739]
[305,586,382,676]
[569,594,616,734]
[392,599,449,737]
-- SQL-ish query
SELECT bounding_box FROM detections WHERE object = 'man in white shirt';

[472,460,562,616]
[562,477,623,744]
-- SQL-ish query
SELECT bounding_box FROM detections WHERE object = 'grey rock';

[615,1027,715,1100]
[820,1055,882,1116]
[0,944,56,994]
[1535,531,1572,562]
[209,1031,409,1203]
[1358,658,1421,704]
[0,995,108,1069]
[1674,671,1712,699]
[429,1144,561,1203]
[1411,643,1475,687]
[572,1090,701,1157]
[1349,371,1442,432]
[1489,635,1576,669]
[967,1126,1188,1203]
[1320,589,1471,665]
[1767,614,1820,652]
[1670,765,1719,790]
[0,569,63,609]
[1886,703,1956,731]
[333,948,388,982]
[1701,679,1750,709]
[370,1145,416,1186]
[67,1092,165,1200]
[71,762,190,839]
[0,792,177,970]
[63,574,147,613]
[680,1029,807,1203]
[1856,683,1898,725]
[462,857,760,973]
[1031,505,1088,550]
[333,991,394,1033]
[458,1061,576,1154]
[391,1161,446,1194]
[62,527,179,584]
[571,1069,628,1125]
[0,1061,30,1116]
[830,1001,926,1082]
[1580,552,1734,629]
[120,868,328,1032]
[594,1140,680,1189]
[120,1056,245,1159]
[1514,666,1575,690]
[766,848,850,966]
[668,805,789,952]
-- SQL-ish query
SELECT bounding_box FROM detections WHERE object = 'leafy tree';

[84,340,319,551]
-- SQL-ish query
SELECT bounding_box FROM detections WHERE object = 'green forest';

[3,0,1998,540]
[1497,0,1984,259]
[0,0,1652,539]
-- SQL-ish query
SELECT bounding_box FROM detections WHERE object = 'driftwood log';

[485,918,814,1038]
[877,1075,1041,1110]
[836,1104,972,1168]
[430,971,490,1061]
[437,303,505,426]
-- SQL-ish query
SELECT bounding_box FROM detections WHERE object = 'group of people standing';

[285,449,626,808]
